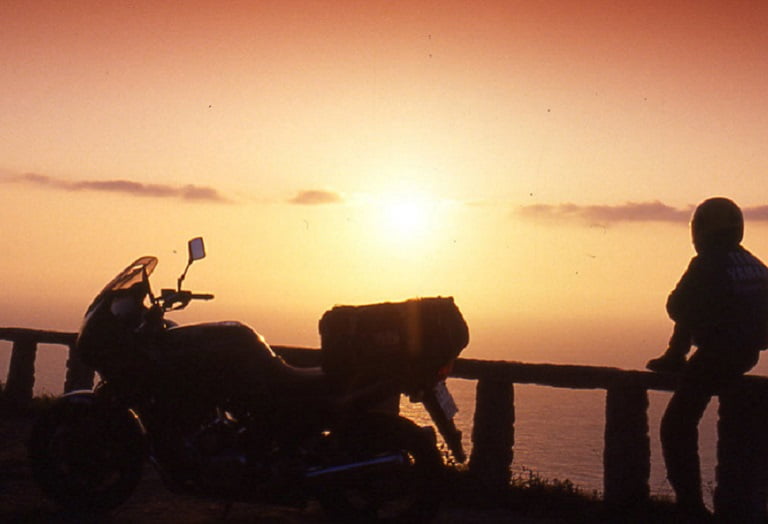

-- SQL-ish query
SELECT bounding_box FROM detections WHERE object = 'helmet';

[691,197,743,252]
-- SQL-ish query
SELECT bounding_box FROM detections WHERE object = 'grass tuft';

[441,464,682,523]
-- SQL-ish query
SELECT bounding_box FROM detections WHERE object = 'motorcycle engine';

[184,410,261,493]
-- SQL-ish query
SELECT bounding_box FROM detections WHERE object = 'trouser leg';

[660,381,712,508]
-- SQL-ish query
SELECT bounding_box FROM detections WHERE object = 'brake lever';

[160,289,186,311]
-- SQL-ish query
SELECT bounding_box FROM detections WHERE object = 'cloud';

[516,201,693,225]
[744,206,768,221]
[288,189,343,205]
[4,172,230,203]
[517,201,768,226]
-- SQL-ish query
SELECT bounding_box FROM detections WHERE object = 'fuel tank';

[164,321,278,364]
[154,322,286,401]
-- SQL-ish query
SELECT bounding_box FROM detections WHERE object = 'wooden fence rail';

[2,329,768,520]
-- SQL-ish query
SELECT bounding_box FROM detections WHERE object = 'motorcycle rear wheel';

[318,413,443,522]
[27,398,144,512]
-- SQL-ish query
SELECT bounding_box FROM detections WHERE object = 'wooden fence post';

[469,377,514,490]
[715,380,768,522]
[603,386,650,510]
[4,336,37,407]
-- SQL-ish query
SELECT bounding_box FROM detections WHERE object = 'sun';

[383,197,429,236]
[372,192,441,249]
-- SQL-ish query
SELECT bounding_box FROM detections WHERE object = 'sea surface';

[401,378,719,505]
[4,345,720,505]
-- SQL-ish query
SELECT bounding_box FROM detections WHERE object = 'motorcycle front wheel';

[27,397,144,512]
[318,413,443,522]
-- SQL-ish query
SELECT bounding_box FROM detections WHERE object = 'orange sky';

[3,1,768,370]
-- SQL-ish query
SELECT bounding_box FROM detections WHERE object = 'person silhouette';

[647,197,768,520]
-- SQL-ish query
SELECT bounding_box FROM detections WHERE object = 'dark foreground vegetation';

[0,398,685,524]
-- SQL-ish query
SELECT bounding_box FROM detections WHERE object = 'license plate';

[433,381,458,420]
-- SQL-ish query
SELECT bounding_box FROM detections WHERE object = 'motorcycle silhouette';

[28,238,469,521]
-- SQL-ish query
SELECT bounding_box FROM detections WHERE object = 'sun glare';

[353,189,452,255]
[384,198,429,236]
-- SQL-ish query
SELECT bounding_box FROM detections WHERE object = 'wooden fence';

[0,328,89,405]
[2,329,768,520]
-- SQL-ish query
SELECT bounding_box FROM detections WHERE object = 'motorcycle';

[28,238,469,521]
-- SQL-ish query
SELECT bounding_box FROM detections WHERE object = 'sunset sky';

[3,1,768,370]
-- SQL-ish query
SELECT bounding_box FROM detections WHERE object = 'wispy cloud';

[4,173,230,203]
[517,201,768,225]
[288,189,343,205]
[516,201,691,224]
[744,206,768,221]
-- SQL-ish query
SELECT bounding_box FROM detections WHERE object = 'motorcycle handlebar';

[159,289,214,310]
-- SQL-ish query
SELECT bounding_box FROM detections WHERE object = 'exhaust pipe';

[305,453,406,480]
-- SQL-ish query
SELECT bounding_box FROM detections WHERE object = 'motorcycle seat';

[272,359,334,397]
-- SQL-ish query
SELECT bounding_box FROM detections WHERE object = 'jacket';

[667,245,768,355]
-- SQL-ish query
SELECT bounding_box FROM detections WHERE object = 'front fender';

[51,389,147,442]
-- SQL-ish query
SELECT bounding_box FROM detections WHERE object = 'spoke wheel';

[28,399,144,512]
[319,414,443,522]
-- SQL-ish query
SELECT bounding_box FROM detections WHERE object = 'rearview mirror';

[188,237,206,262]
[178,237,206,291]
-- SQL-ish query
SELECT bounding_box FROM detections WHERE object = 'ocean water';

[400,378,720,503]
[3,345,720,503]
